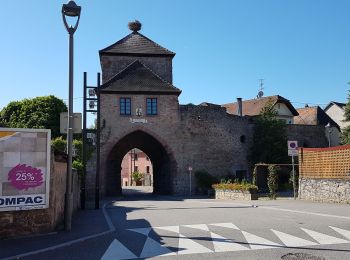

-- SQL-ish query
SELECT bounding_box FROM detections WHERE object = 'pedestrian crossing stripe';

[271,229,317,247]
[301,228,349,245]
[101,239,137,260]
[183,224,210,231]
[329,226,350,240]
[210,232,249,252]
[178,233,213,254]
[140,237,175,258]
[101,224,350,259]
[241,230,281,250]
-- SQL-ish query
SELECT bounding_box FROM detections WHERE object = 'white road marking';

[301,228,349,245]
[271,229,318,247]
[101,239,137,260]
[128,227,151,236]
[183,224,209,231]
[210,232,249,252]
[209,222,240,230]
[140,237,175,258]
[329,226,350,240]
[155,225,180,234]
[178,233,213,255]
[241,231,281,250]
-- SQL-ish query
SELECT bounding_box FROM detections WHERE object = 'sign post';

[288,141,298,200]
[188,166,193,196]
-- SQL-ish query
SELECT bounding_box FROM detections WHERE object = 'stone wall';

[0,152,80,239]
[286,124,328,148]
[91,92,254,199]
[299,178,350,204]
[215,189,258,200]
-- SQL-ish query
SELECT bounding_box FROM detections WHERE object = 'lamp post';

[62,1,81,231]
[325,122,332,147]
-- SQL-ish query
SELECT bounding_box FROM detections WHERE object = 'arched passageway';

[105,130,175,196]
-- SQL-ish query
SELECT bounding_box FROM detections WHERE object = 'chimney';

[237,98,243,117]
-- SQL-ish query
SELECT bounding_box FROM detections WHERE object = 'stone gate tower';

[86,21,253,199]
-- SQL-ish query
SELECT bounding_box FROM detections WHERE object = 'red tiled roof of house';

[222,95,298,116]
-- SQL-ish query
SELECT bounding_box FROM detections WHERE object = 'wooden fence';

[298,145,350,179]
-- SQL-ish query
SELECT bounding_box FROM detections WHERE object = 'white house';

[324,101,349,131]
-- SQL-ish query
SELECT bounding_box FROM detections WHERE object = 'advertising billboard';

[0,128,51,211]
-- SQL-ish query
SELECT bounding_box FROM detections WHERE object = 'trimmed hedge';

[212,183,258,193]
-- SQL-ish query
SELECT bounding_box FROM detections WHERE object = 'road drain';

[281,253,325,260]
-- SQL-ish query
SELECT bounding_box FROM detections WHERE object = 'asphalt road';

[2,189,350,260]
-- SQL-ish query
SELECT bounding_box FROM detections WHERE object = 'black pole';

[81,72,87,209]
[95,72,101,209]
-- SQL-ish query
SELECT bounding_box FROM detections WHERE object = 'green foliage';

[51,137,87,179]
[250,99,288,164]
[72,160,84,176]
[132,171,144,182]
[52,136,66,153]
[212,183,258,193]
[194,170,218,192]
[341,90,350,144]
[0,95,67,138]
[267,165,279,199]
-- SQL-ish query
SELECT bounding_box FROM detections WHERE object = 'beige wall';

[274,103,294,124]
[325,105,349,131]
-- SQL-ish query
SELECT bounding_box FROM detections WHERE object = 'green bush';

[195,170,218,192]
[52,136,66,153]
[132,171,144,182]
[212,183,258,193]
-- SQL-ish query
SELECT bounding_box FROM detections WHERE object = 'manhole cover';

[281,253,325,260]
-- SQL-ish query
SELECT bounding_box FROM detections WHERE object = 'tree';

[341,90,350,144]
[0,95,67,138]
[250,98,288,164]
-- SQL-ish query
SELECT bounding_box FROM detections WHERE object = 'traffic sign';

[288,141,298,156]
[60,112,82,134]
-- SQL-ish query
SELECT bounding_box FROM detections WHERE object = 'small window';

[240,135,246,143]
[146,98,157,115]
[120,98,131,115]
[134,166,138,172]
[146,166,150,173]
[132,153,138,161]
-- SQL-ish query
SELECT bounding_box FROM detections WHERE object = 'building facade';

[84,21,328,201]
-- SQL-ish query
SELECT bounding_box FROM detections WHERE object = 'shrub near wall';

[212,183,258,200]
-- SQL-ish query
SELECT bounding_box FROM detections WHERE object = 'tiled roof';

[294,106,340,130]
[99,60,181,94]
[222,95,298,116]
[99,32,175,56]
[324,101,346,111]
[199,102,222,108]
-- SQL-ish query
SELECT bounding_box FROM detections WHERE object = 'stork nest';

[128,20,142,32]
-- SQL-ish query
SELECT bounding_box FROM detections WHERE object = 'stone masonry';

[299,178,350,204]
[85,22,330,200]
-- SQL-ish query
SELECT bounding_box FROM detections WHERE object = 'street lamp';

[325,122,332,147]
[62,1,81,231]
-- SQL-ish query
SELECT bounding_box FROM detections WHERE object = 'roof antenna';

[257,79,264,99]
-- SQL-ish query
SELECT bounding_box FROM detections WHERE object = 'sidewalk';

[0,204,111,260]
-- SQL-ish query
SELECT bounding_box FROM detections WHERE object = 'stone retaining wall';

[299,178,350,204]
[215,189,258,200]
[0,152,80,239]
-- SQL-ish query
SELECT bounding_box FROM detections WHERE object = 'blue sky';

[1,0,349,116]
